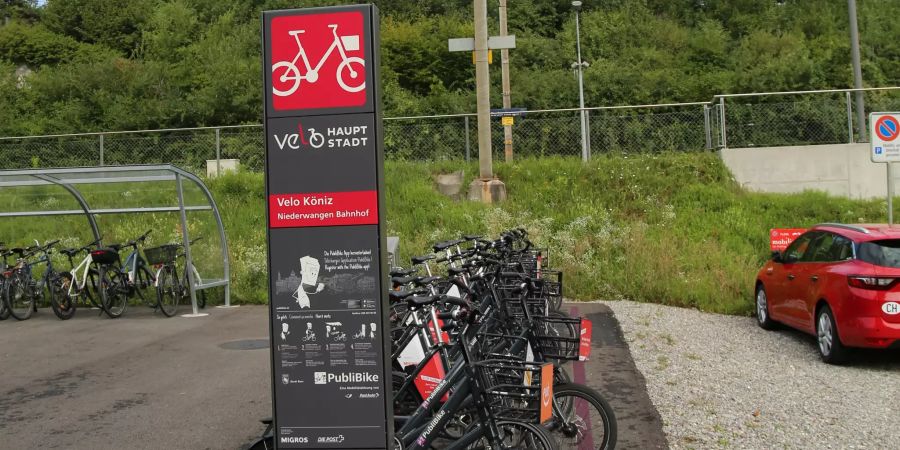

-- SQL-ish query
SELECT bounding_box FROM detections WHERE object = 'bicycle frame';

[68,253,95,297]
[290,25,352,79]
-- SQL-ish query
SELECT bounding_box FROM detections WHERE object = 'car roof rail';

[813,223,871,234]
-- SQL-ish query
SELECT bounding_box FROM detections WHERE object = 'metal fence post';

[703,105,712,150]
[464,116,471,162]
[99,134,104,166]
[215,128,221,177]
[719,97,727,149]
[585,110,592,160]
[846,91,855,144]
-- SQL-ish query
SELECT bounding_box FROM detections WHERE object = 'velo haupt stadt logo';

[270,11,366,110]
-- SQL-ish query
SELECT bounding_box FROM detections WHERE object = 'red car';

[756,223,900,364]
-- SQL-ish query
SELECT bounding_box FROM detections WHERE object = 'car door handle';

[811,275,819,282]
[787,274,795,280]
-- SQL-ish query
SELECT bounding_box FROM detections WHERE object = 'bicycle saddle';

[407,294,442,308]
[389,289,421,301]
[107,243,124,251]
[60,248,80,257]
[391,275,417,285]
[412,276,442,287]
[462,234,482,241]
[433,240,463,252]
[448,266,469,275]
[411,254,435,265]
[11,248,25,256]
[389,268,416,277]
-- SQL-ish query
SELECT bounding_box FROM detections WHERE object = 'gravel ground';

[604,300,900,450]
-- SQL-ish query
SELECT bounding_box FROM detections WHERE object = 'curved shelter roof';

[0,165,231,313]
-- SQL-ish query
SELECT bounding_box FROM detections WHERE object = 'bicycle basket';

[532,315,582,361]
[341,35,360,51]
[498,282,549,319]
[90,248,119,265]
[144,244,179,266]
[475,358,548,423]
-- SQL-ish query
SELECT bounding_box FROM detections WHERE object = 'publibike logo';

[270,11,366,110]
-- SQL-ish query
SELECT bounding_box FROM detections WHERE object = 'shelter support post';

[176,173,207,318]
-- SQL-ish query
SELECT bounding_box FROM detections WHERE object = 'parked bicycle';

[90,230,156,319]
[56,238,105,320]
[2,240,62,321]
[149,237,206,317]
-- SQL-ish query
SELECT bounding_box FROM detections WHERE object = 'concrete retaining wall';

[720,143,896,199]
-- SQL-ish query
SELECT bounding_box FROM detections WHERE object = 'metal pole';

[215,128,221,177]
[719,97,727,148]
[889,163,894,225]
[848,0,867,142]
[585,110,591,159]
[474,0,493,179]
[99,134,104,166]
[176,174,206,317]
[464,116,471,162]
[703,105,712,149]
[846,91,855,143]
[499,0,513,162]
[574,7,588,162]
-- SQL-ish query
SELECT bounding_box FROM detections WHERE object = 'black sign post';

[262,5,391,449]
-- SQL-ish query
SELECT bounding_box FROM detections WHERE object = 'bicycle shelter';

[0,164,231,315]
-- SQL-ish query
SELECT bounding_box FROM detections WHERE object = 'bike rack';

[0,164,232,316]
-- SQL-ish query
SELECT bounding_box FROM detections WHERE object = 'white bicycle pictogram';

[272,24,365,97]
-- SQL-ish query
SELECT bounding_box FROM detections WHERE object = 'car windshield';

[857,240,900,268]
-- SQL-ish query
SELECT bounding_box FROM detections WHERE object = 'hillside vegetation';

[2,154,891,314]
[2,0,899,135]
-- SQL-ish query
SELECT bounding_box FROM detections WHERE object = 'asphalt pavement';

[0,303,666,449]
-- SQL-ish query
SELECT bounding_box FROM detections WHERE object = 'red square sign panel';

[270,11,366,111]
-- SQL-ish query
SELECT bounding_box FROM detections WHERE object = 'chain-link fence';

[714,88,900,148]
[1,87,898,171]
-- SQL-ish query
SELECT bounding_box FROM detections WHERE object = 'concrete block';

[206,159,239,178]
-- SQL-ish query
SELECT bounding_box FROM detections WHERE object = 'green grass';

[1,153,893,314]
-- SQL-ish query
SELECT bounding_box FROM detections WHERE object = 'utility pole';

[447,0,514,202]
[848,0,867,142]
[474,0,492,179]
[572,1,589,162]
[499,0,513,162]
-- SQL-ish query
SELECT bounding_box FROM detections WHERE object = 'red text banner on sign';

[269,190,378,228]
[770,228,807,251]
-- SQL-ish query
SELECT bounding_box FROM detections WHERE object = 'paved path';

[0,303,665,449]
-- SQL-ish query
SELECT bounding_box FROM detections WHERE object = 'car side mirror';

[771,251,783,263]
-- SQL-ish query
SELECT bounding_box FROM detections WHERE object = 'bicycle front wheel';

[157,265,180,317]
[547,383,617,450]
[51,272,77,320]
[99,267,128,318]
[467,420,559,450]
[6,274,34,320]
[0,281,9,320]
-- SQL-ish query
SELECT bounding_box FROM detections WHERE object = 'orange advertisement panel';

[770,228,807,251]
[578,318,592,361]
[540,363,554,424]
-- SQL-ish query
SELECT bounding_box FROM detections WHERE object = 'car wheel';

[816,304,848,364]
[755,284,777,330]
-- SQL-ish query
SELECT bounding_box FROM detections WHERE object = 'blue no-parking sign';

[870,113,900,163]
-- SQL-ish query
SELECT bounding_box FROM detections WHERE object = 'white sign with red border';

[870,112,900,163]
